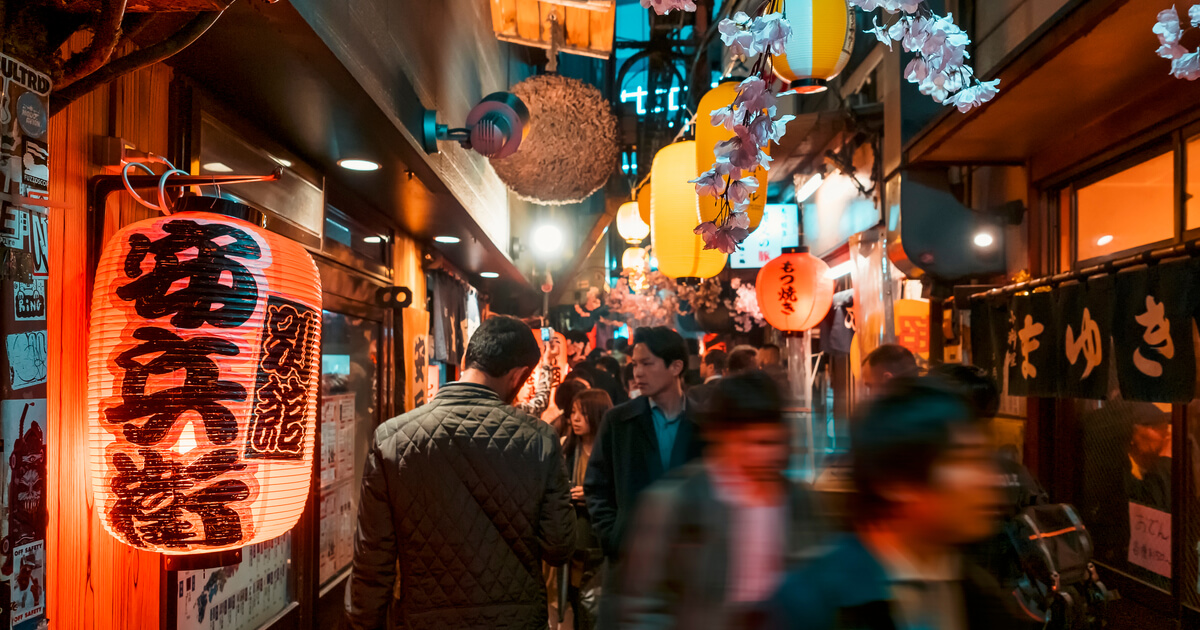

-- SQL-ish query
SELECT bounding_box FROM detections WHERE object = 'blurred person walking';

[585,326,704,629]
[345,315,575,630]
[552,389,613,629]
[687,348,727,410]
[621,372,825,630]
[726,345,760,376]
[766,378,1016,630]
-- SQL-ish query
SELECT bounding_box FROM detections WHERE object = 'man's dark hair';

[702,349,728,374]
[632,327,688,372]
[759,343,781,354]
[623,362,636,387]
[928,363,1000,418]
[597,355,623,379]
[727,345,759,374]
[851,377,981,521]
[699,371,783,427]
[463,315,540,377]
[614,338,630,353]
[564,330,590,346]
[863,343,918,377]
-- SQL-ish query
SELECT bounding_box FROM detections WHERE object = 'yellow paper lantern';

[616,201,650,244]
[696,81,767,230]
[650,141,727,279]
[638,178,652,224]
[773,0,855,94]
[622,246,647,270]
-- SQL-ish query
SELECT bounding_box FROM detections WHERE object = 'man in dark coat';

[585,326,704,627]
[344,315,575,630]
[766,378,1020,630]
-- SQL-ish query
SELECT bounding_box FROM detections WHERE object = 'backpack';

[1006,504,1112,629]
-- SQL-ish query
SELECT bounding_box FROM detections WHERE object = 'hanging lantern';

[622,246,647,270]
[638,178,652,224]
[696,81,767,230]
[755,246,833,331]
[773,0,855,94]
[89,198,322,555]
[616,202,650,244]
[650,141,727,279]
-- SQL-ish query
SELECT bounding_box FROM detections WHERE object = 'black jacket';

[344,383,575,630]
[583,396,704,559]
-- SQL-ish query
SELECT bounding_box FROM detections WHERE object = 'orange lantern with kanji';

[88,199,322,554]
[755,246,834,331]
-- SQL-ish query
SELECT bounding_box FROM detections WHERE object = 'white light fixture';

[271,156,293,168]
[363,236,386,244]
[434,235,461,244]
[479,272,500,279]
[826,261,853,279]
[338,158,381,172]
[532,224,564,257]
[1097,234,1114,246]
[973,231,995,248]
[795,173,825,204]
[202,162,234,173]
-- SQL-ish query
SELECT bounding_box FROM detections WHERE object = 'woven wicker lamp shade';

[89,209,321,554]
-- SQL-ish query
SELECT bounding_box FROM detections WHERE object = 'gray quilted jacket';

[344,382,576,630]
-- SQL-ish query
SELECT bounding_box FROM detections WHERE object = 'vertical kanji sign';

[89,210,321,554]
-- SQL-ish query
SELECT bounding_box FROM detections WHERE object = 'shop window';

[174,533,294,629]
[319,310,380,586]
[1187,134,1200,232]
[1075,373,1173,593]
[1076,150,1175,262]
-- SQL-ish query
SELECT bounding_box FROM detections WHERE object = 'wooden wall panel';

[47,40,171,630]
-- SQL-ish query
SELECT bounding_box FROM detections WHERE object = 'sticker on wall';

[1,400,47,587]
[13,280,44,323]
[18,140,46,195]
[9,541,43,629]
[5,332,45,390]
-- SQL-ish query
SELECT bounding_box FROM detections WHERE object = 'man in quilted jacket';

[345,315,575,630]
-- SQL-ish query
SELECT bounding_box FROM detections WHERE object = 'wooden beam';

[494,34,613,59]
[564,6,590,50]
[588,4,615,54]
[491,0,519,37]
[539,0,614,12]
[516,0,542,42]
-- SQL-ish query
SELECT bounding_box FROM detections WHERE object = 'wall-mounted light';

[364,236,388,244]
[480,272,500,279]
[338,159,381,172]
[532,224,564,258]
[202,162,233,173]
[826,260,853,279]
[795,173,825,204]
[434,235,461,244]
[1097,234,1113,246]
[973,231,995,248]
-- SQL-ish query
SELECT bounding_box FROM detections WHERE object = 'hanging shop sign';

[0,51,50,630]
[730,204,801,269]
[893,298,930,360]
[89,209,322,554]
[755,247,834,332]
[972,258,1200,402]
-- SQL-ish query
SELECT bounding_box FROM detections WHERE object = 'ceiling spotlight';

[338,158,381,172]
[973,231,995,248]
[434,235,461,244]
[202,162,234,173]
[1096,234,1113,246]
[532,224,564,257]
[826,261,853,279]
[795,173,825,204]
[479,272,500,279]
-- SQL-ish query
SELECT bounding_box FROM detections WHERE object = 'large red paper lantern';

[756,247,834,331]
[88,202,322,554]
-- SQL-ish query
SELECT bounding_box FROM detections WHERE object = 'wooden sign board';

[490,0,616,59]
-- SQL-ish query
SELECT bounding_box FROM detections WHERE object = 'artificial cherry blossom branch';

[1154,5,1200,81]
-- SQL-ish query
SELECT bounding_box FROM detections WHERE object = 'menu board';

[176,533,292,630]
[318,393,357,585]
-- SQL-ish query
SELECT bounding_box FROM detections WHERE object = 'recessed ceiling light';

[338,158,380,172]
[271,156,293,168]
[202,162,234,173]
[434,235,461,244]
[479,272,500,278]
[973,232,994,248]
[1097,234,1113,246]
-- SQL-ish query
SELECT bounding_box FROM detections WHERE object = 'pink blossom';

[1159,42,1189,60]
[747,112,794,146]
[640,0,697,15]
[865,16,894,50]
[904,57,928,83]
[689,168,727,198]
[752,13,793,57]
[726,177,759,207]
[728,211,751,230]
[710,105,738,130]
[734,77,777,116]
[694,221,718,239]
[1172,51,1200,80]
[1155,7,1184,45]
[901,17,931,53]
[949,78,1000,113]
[1191,5,1200,28]
[719,12,758,56]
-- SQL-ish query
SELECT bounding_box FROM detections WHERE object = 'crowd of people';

[344,316,1054,630]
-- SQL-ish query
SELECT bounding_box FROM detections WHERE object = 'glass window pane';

[1076,150,1175,261]
[1187,135,1200,232]
[1077,376,1174,592]
[319,310,380,586]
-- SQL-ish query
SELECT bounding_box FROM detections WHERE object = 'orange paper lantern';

[89,203,322,554]
[755,247,834,331]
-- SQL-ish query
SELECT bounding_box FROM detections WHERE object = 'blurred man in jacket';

[621,372,825,630]
[345,315,575,630]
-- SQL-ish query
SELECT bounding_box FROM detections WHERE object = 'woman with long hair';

[556,388,611,629]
